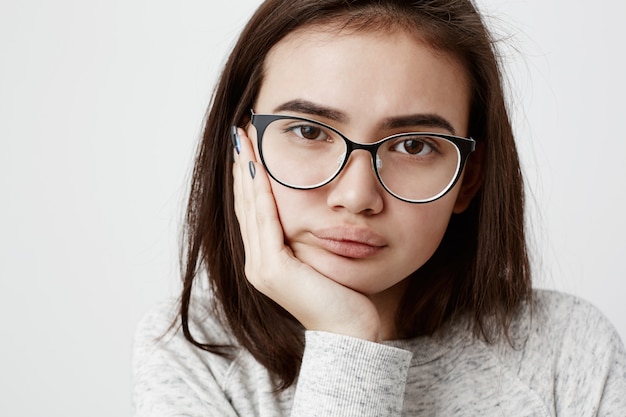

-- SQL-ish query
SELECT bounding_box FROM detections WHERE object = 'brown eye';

[299,125,323,140]
[290,124,329,141]
[403,140,425,154]
[389,137,436,156]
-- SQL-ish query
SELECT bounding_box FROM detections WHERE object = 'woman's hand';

[232,127,382,342]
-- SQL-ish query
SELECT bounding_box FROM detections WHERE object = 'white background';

[1,1,624,416]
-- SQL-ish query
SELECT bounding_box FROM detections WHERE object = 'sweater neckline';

[382,319,472,365]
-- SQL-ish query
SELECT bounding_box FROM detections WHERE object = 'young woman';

[132,0,626,415]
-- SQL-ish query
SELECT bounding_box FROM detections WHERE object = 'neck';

[368,278,409,340]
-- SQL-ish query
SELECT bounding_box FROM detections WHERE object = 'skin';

[233,26,481,342]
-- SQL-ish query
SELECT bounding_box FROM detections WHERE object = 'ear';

[453,142,484,214]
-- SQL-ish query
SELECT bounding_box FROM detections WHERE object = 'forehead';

[262,22,466,78]
[256,25,471,135]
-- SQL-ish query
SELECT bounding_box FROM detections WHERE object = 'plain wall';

[1,1,624,416]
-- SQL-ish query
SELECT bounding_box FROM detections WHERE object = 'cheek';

[391,193,459,253]
[269,181,319,237]
[270,182,292,224]
[397,208,449,242]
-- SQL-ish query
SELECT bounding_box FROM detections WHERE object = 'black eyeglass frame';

[250,111,476,203]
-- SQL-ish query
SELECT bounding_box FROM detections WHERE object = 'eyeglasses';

[250,111,476,203]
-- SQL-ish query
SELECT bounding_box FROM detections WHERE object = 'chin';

[293,244,413,294]
[311,259,402,295]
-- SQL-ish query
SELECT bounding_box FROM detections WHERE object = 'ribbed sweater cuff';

[291,331,413,416]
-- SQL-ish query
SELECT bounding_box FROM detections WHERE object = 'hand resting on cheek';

[232,127,383,342]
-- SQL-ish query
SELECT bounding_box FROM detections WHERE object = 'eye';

[289,124,330,141]
[391,138,435,156]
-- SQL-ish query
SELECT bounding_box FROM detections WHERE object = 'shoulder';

[132,295,259,415]
[132,294,241,394]
[523,289,620,345]
[531,289,625,369]
[531,288,598,319]
[133,293,238,370]
[500,289,626,414]
[134,294,236,350]
[505,289,623,356]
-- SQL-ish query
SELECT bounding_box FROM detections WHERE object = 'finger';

[233,127,284,271]
[232,128,252,254]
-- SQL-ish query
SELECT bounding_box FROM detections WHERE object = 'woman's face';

[248,26,474,300]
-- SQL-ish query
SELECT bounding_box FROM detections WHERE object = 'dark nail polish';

[231,126,241,154]
[248,161,256,179]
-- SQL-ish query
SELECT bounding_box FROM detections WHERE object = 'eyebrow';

[272,99,457,135]
[273,99,348,123]
[382,114,456,135]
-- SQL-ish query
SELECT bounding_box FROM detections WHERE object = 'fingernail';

[248,161,256,179]
[231,126,241,155]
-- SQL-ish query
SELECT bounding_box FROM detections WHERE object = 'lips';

[312,226,386,259]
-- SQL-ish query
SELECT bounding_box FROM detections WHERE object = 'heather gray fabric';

[132,290,626,416]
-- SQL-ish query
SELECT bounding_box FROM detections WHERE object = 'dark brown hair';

[178,0,531,389]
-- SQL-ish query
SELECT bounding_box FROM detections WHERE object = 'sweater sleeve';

[553,296,626,416]
[291,331,413,417]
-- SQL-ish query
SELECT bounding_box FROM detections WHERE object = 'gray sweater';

[132,290,626,416]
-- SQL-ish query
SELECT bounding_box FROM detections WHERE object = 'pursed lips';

[311,226,387,259]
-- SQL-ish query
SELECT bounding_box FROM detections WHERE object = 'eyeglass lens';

[259,117,462,202]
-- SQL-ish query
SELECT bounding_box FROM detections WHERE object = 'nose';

[326,150,384,215]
